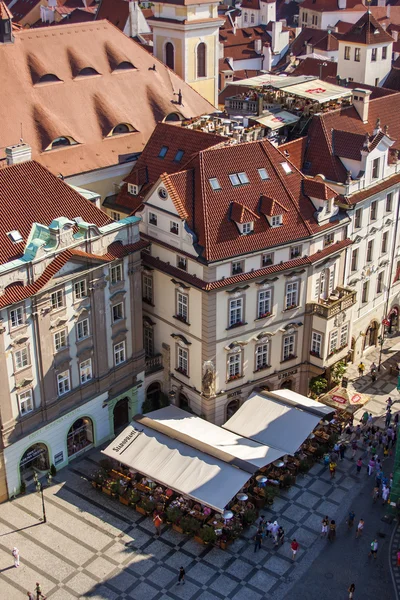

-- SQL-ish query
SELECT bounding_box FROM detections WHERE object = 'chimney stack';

[352,88,372,124]
[5,142,32,166]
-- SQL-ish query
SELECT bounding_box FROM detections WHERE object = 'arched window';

[197,42,206,78]
[38,73,61,84]
[112,123,130,135]
[115,61,135,71]
[244,12,248,22]
[67,417,93,457]
[77,67,99,77]
[50,137,71,148]
[165,42,175,70]
[226,399,239,420]
[165,113,181,122]
[250,13,255,23]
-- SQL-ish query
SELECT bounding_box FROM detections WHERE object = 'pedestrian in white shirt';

[12,547,19,567]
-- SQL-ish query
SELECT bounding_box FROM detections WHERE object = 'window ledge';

[283,305,299,312]
[327,344,348,358]
[253,365,271,373]
[226,322,247,330]
[310,352,321,359]
[255,313,273,321]
[280,355,297,363]
[173,315,190,326]
[142,298,155,306]
[175,368,190,379]
[227,375,244,383]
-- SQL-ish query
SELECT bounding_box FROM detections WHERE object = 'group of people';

[253,516,285,552]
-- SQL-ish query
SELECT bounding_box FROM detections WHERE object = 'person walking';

[348,583,356,599]
[371,363,377,382]
[271,521,280,544]
[291,539,299,560]
[358,362,365,376]
[372,486,380,504]
[339,443,346,461]
[367,413,373,427]
[321,516,329,537]
[351,440,358,459]
[382,485,390,505]
[266,520,273,538]
[327,520,336,542]
[368,457,376,476]
[177,567,185,585]
[153,512,163,536]
[329,460,337,479]
[347,510,355,530]
[277,526,285,546]
[27,593,35,600]
[35,583,46,600]
[386,410,392,428]
[368,539,378,559]
[356,518,364,538]
[356,457,363,475]
[12,547,19,568]
[254,529,263,553]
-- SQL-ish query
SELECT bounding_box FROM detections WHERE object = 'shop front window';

[67,417,94,457]
[20,443,49,482]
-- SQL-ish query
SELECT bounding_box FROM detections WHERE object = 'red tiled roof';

[301,0,361,11]
[0,160,112,264]
[303,177,337,200]
[0,1,13,19]
[259,196,288,217]
[342,171,400,205]
[143,238,352,290]
[96,0,128,28]
[384,65,400,91]
[340,10,393,44]
[279,137,307,170]
[285,28,340,59]
[240,0,260,9]
[332,130,366,160]
[335,20,354,34]
[0,239,148,310]
[291,57,337,79]
[220,23,270,61]
[230,201,260,223]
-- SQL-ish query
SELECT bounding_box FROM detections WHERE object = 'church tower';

[149,0,223,106]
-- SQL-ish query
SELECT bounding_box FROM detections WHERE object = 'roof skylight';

[258,168,269,180]
[229,172,249,186]
[158,146,168,159]
[281,162,293,175]
[209,178,221,190]
[174,149,184,162]
[7,230,23,243]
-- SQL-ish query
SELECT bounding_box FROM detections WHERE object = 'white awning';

[252,110,299,130]
[279,79,352,103]
[269,389,334,417]
[102,423,250,513]
[223,392,323,455]
[144,406,283,471]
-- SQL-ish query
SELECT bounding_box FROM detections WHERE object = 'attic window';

[158,146,168,158]
[38,74,62,84]
[50,137,73,149]
[77,67,99,77]
[128,183,139,196]
[240,222,254,235]
[174,149,185,162]
[209,177,221,191]
[7,230,23,244]
[115,61,135,71]
[258,168,269,181]
[281,162,293,175]
[112,123,132,135]
[271,215,282,227]
[229,172,249,186]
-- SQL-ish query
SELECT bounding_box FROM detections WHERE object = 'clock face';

[158,187,168,200]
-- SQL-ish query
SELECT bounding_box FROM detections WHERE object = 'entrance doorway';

[67,417,93,457]
[389,307,399,334]
[280,380,292,390]
[113,397,129,431]
[20,443,49,483]
[178,392,191,412]
[364,321,378,350]
[226,399,239,420]
[144,382,162,412]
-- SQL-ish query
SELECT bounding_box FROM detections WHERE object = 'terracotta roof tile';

[333,130,366,160]
[230,201,260,223]
[300,0,360,11]
[279,137,307,170]
[0,160,112,264]
[303,177,337,200]
[291,57,337,79]
[0,21,214,178]
[0,1,13,19]
[285,28,340,59]
[343,171,400,205]
[259,196,288,217]
[96,0,129,30]
[340,10,393,44]
[220,23,270,61]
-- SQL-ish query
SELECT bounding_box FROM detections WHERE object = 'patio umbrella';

[319,386,369,413]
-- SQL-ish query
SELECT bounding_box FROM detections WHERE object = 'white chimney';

[5,143,32,166]
[129,0,139,38]
[393,30,398,42]
[272,20,282,54]
[352,88,372,124]
[338,0,346,8]
[377,0,385,6]
[254,38,262,53]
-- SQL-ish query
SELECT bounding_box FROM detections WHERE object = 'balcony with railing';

[145,353,163,375]
[307,286,357,319]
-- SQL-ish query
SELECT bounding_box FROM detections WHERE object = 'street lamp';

[36,481,47,524]
[378,319,390,372]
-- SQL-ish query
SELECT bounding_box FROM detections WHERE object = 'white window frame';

[143,274,153,303]
[57,370,70,396]
[258,289,272,318]
[228,352,241,379]
[285,281,299,309]
[262,252,273,267]
[258,167,269,180]
[281,162,293,175]
[170,221,179,235]
[10,306,23,328]
[241,222,253,234]
[177,346,189,375]
[54,329,67,352]
[80,358,92,384]
[51,290,63,310]
[77,318,89,340]
[14,347,29,370]
[209,178,221,191]
[18,389,33,416]
[144,323,154,357]
[177,292,188,322]
[271,215,282,227]
[329,330,338,355]
[74,280,87,300]
[255,343,269,370]
[311,332,322,357]
[340,323,349,348]
[290,245,302,259]
[111,211,121,221]
[232,260,243,275]
[177,256,187,271]
[110,263,123,284]
[148,212,157,226]
[112,302,124,322]
[229,298,243,327]
[283,334,295,360]
[114,341,126,366]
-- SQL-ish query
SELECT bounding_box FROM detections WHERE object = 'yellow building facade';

[150,0,223,106]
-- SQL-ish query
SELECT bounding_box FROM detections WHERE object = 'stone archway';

[67,417,93,457]
[20,443,50,483]
[388,306,399,334]
[364,321,379,350]
[280,380,292,390]
[226,399,239,420]
[113,397,129,432]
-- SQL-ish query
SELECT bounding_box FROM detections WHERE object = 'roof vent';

[7,230,23,243]
[5,142,32,166]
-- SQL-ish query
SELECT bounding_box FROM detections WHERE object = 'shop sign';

[227,390,242,399]
[383,319,390,327]
[20,447,45,467]
[278,369,298,380]
[54,451,64,465]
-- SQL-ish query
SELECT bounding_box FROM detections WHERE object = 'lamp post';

[378,319,390,372]
[36,481,47,524]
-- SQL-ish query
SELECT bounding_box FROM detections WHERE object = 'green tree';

[309,376,328,398]
[331,360,347,384]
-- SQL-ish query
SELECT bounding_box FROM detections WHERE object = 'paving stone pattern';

[2,337,400,600]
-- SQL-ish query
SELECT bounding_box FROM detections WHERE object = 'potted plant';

[198,526,217,545]
[166,506,182,525]
[243,508,257,526]
[110,481,120,499]
[219,533,231,550]
[263,486,278,505]
[180,516,201,536]
[102,479,113,496]
[281,474,294,489]
[137,497,155,515]
[298,459,310,475]
[91,470,105,489]
[129,490,141,506]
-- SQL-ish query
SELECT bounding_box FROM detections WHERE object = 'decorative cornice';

[143,315,156,326]
[256,277,279,285]
[226,285,250,294]
[284,269,306,277]
[171,333,192,345]
[171,278,191,290]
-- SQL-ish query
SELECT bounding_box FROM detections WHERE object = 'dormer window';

[258,168,269,181]
[271,215,282,227]
[38,74,62,84]
[128,183,139,196]
[281,162,293,175]
[372,158,380,180]
[209,177,221,190]
[48,136,78,150]
[111,123,134,136]
[77,67,99,77]
[240,222,254,235]
[114,61,136,71]
[158,146,168,159]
